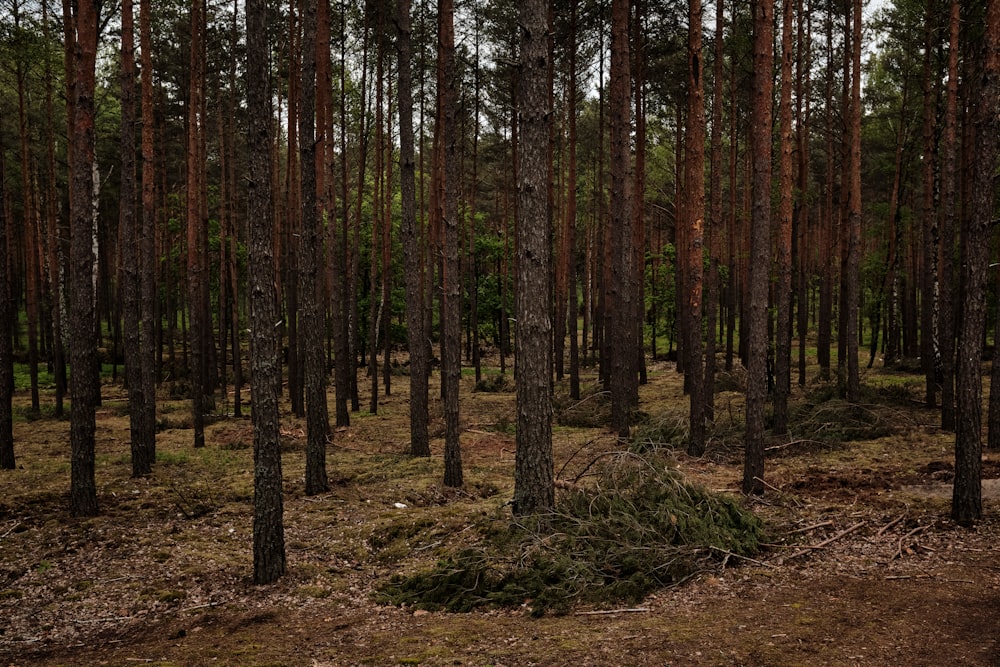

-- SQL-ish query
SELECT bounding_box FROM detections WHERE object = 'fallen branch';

[0,521,21,540]
[876,514,906,537]
[764,439,824,452]
[782,521,866,562]
[787,520,834,535]
[894,525,930,560]
[575,608,650,616]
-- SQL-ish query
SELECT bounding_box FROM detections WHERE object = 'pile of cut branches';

[377,453,762,615]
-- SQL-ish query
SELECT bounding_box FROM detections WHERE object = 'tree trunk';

[608,0,636,439]
[743,0,773,496]
[566,1,581,402]
[396,0,430,457]
[920,0,939,408]
[67,0,100,516]
[705,0,725,424]
[953,0,999,524]
[0,148,13,470]
[773,0,794,434]
[138,0,158,462]
[513,0,554,516]
[844,0,862,404]
[120,0,152,476]
[187,0,208,449]
[299,0,330,495]
[938,0,959,432]
[439,0,463,487]
[248,0,286,583]
[683,0,706,455]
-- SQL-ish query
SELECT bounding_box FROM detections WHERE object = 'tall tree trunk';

[705,0,725,423]
[608,0,636,439]
[795,0,811,387]
[396,0,430,457]
[683,0,706,455]
[439,0,463,487]
[773,0,794,433]
[566,1,580,402]
[513,0,554,516]
[120,0,152,476]
[300,0,330,495]
[138,0,158,461]
[938,0,959,432]
[67,0,100,516]
[844,0,862,403]
[248,0,286,583]
[920,0,939,407]
[0,148,13,470]
[743,0,773,496]
[332,5,351,428]
[187,0,208,448]
[953,0,999,524]
[42,0,67,418]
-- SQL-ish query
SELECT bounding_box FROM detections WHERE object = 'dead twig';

[0,521,21,540]
[783,521,866,562]
[894,525,929,560]
[876,514,906,537]
[787,520,834,535]
[574,607,650,616]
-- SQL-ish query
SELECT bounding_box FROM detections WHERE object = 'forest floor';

[1,357,999,666]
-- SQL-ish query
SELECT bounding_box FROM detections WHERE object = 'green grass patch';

[377,452,762,616]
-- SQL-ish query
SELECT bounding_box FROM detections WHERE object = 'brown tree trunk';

[683,0,706,455]
[439,0,463,487]
[396,0,430,457]
[120,0,152,476]
[186,0,208,448]
[705,0,725,424]
[0,148,13,470]
[844,0,862,403]
[138,0,158,461]
[938,0,959,432]
[513,0,554,516]
[773,0,794,433]
[67,0,100,516]
[566,1,581,402]
[743,0,773,496]
[920,0,939,408]
[332,6,351,428]
[299,0,330,495]
[248,0,286,583]
[953,0,999,524]
[608,0,636,439]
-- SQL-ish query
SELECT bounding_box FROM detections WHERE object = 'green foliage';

[377,453,762,616]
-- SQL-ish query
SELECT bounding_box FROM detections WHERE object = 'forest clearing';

[1,358,998,666]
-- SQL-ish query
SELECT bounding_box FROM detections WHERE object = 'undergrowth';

[376,452,762,616]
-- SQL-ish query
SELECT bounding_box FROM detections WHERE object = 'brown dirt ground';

[2,360,999,666]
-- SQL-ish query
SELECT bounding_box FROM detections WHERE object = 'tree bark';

[844,0,862,404]
[608,0,636,439]
[513,0,554,517]
[743,0,773,496]
[67,0,100,516]
[186,0,208,448]
[439,0,463,487]
[773,0,794,433]
[248,0,286,583]
[938,0,959,432]
[683,0,706,455]
[0,148,13,470]
[120,0,152,476]
[953,0,999,524]
[396,0,430,457]
[299,0,330,495]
